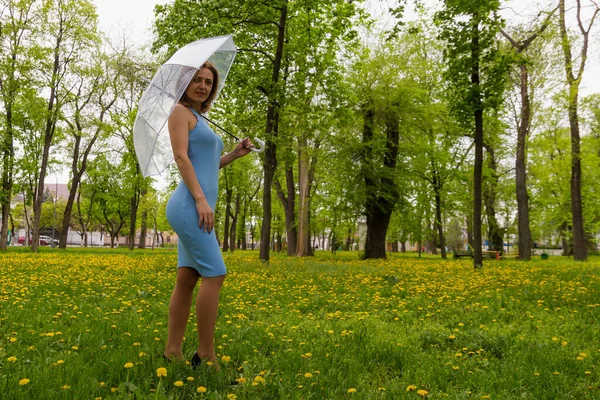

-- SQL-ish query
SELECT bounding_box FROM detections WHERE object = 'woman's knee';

[175,267,200,291]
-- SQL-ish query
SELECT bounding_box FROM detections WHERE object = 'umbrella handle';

[249,137,265,153]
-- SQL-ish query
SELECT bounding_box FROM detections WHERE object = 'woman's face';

[185,68,214,104]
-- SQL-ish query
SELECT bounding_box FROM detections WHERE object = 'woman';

[163,61,254,368]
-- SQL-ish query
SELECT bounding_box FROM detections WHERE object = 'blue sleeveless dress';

[166,108,226,277]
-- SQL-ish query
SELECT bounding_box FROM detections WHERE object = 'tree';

[0,0,39,250]
[58,46,116,248]
[557,0,599,261]
[500,7,557,260]
[436,0,509,268]
[31,0,99,252]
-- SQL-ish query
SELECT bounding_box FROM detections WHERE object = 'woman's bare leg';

[195,274,226,365]
[164,267,200,359]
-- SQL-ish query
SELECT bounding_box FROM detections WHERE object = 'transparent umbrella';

[133,34,264,177]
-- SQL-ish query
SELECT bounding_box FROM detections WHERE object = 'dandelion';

[585,371,592,375]
[61,385,71,390]
[236,377,247,383]
[19,378,30,386]
[378,387,386,391]
[71,346,78,350]
[156,367,167,377]
[348,388,357,393]
[417,389,429,397]
[7,356,17,362]
[448,335,456,339]
[227,395,237,400]
[304,372,313,378]
[174,381,184,387]
[187,376,195,381]
[139,352,146,357]
[57,360,64,365]
[10,337,17,343]
[124,362,134,369]
[406,385,417,391]
[197,386,207,393]
[221,355,231,363]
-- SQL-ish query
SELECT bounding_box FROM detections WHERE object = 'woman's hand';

[196,198,214,233]
[233,137,255,158]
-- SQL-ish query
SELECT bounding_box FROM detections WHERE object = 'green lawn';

[1,248,599,399]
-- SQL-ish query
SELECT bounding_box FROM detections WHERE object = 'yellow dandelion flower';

[417,389,429,397]
[448,335,456,339]
[7,356,17,362]
[348,388,357,393]
[57,360,64,365]
[236,377,247,383]
[304,372,313,378]
[111,387,117,393]
[407,385,417,391]
[221,355,231,363]
[585,371,592,375]
[10,337,17,343]
[174,381,184,387]
[71,346,78,350]
[378,387,386,391]
[19,378,30,386]
[61,385,71,390]
[187,376,195,381]
[139,352,146,357]
[124,362,134,369]
[156,367,167,377]
[227,394,237,399]
[197,386,207,393]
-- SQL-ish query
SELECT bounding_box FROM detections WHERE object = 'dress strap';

[188,107,202,121]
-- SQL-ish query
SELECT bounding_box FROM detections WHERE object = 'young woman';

[163,61,254,368]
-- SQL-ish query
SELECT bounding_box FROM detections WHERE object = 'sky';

[94,0,600,92]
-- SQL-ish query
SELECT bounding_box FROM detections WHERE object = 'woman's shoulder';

[171,103,193,117]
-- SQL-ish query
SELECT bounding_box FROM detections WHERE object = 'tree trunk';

[223,179,232,252]
[128,192,139,251]
[471,16,484,268]
[432,168,447,259]
[297,135,318,256]
[515,62,532,260]
[229,192,240,252]
[483,144,504,252]
[275,165,297,256]
[139,211,147,249]
[362,106,400,259]
[259,1,288,262]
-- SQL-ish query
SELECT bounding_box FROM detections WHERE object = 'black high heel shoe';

[190,352,201,369]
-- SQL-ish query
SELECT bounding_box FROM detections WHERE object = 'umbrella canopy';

[133,35,237,177]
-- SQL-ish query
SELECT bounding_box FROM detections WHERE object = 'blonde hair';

[179,61,220,113]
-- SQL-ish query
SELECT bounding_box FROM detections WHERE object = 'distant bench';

[453,250,499,260]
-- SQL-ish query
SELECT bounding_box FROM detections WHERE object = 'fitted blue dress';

[166,107,226,277]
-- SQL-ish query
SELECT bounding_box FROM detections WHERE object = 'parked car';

[39,235,59,246]
[17,235,59,246]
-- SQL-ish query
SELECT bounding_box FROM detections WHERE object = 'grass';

[1,248,599,399]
